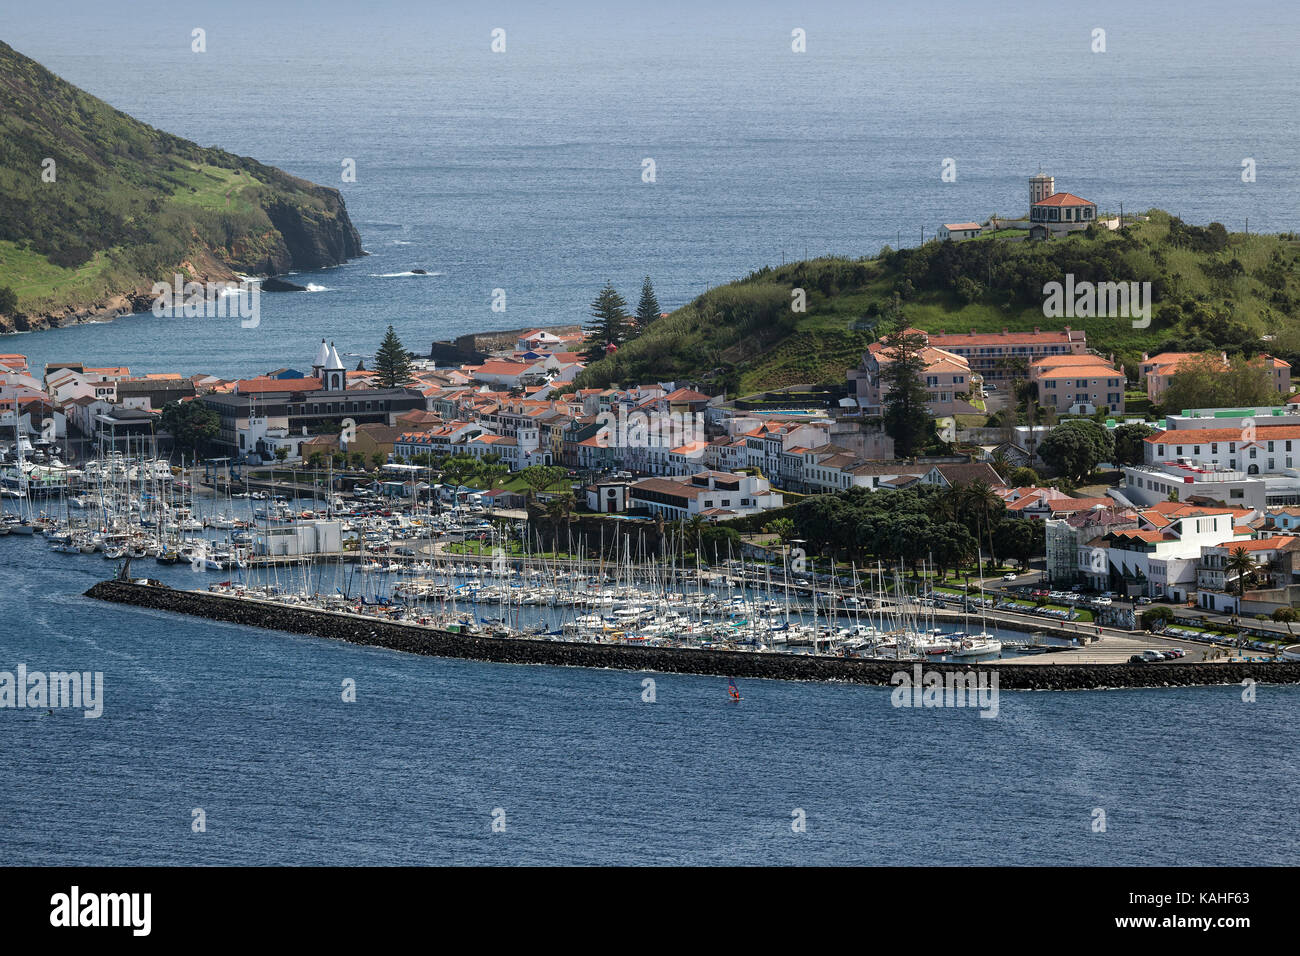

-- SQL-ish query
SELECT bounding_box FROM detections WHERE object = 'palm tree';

[934,486,963,524]
[544,493,575,549]
[989,452,1011,481]
[1225,546,1257,616]
[962,479,1002,573]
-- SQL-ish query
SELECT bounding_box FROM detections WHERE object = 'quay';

[85,579,1300,690]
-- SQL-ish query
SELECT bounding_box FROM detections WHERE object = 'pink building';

[848,330,976,416]
[926,326,1086,383]
[1030,353,1126,414]
[1140,351,1290,402]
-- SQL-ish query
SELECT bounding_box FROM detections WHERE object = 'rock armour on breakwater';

[84,580,1300,690]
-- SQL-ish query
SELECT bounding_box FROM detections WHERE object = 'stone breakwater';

[85,580,1300,690]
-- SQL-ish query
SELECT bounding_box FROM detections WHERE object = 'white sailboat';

[951,548,1002,659]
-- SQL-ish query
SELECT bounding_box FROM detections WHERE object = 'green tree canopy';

[160,400,219,460]
[1112,422,1155,466]
[1159,352,1277,412]
[1038,419,1115,482]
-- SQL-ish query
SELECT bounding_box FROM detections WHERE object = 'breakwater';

[85,580,1300,690]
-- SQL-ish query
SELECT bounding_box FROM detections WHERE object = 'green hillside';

[577,212,1300,395]
[0,40,362,324]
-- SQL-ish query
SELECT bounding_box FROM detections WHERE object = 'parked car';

[1164,648,1187,659]
[1128,654,1148,664]
[1141,649,1166,662]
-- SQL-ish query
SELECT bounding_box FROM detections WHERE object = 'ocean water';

[3,0,1300,377]
[4,0,1300,865]
[1,534,1298,866]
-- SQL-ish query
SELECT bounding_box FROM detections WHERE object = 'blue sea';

[2,534,1297,865]
[3,0,1300,864]
[4,0,1300,378]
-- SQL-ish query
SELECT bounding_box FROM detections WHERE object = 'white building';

[938,222,982,240]
[256,520,343,556]
[1080,507,1246,601]
[627,471,783,521]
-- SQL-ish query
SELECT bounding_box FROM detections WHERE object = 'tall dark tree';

[160,400,219,461]
[582,282,630,363]
[0,286,17,314]
[1039,419,1115,482]
[879,329,934,458]
[1112,422,1155,466]
[374,325,414,387]
[634,276,661,330]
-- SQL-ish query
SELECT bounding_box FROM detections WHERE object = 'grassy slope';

[0,40,353,315]
[576,212,1300,395]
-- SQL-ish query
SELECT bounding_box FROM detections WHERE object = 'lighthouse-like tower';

[1030,173,1055,207]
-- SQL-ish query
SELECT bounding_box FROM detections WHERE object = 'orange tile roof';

[1211,536,1297,552]
[1145,425,1300,444]
[235,377,323,393]
[1032,192,1094,207]
[929,329,1080,347]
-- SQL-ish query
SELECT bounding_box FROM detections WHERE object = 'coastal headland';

[85,579,1300,690]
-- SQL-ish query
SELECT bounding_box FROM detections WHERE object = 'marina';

[3,440,1281,667]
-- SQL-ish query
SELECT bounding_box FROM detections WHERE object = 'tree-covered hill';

[576,212,1300,395]
[0,40,362,327]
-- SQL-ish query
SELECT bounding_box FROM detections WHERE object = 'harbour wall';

[84,580,1300,690]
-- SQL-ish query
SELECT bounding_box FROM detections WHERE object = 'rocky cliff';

[0,40,364,334]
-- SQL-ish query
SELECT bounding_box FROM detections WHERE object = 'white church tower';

[323,342,347,392]
[311,338,330,380]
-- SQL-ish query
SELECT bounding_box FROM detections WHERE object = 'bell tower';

[323,342,346,392]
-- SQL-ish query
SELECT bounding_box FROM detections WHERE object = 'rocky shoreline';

[85,580,1300,691]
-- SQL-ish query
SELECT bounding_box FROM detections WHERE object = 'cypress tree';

[634,276,661,329]
[582,282,630,363]
[374,325,415,387]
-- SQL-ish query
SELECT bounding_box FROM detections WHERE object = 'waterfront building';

[626,470,783,521]
[202,339,425,458]
[256,520,343,557]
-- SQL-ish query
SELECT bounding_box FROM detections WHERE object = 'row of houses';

[1044,495,1300,615]
[848,326,1127,417]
